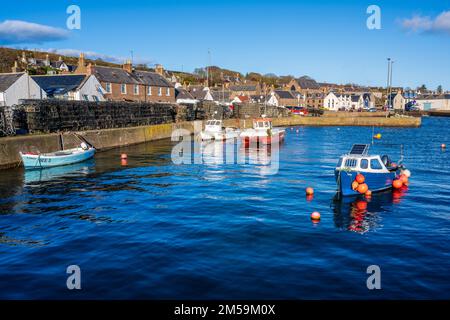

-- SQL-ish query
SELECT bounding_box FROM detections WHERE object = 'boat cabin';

[205,120,223,133]
[335,144,390,173]
[253,118,273,130]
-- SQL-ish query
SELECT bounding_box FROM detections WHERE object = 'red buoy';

[355,174,365,184]
[392,179,403,189]
[306,187,314,195]
[311,212,321,221]
[357,183,368,194]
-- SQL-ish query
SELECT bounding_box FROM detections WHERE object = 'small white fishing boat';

[240,118,285,147]
[199,119,240,141]
[20,142,95,170]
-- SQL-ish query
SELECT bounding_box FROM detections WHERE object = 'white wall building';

[0,73,46,106]
[324,92,352,111]
[415,95,450,111]
[32,74,105,102]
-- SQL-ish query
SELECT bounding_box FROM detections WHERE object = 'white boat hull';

[20,147,96,170]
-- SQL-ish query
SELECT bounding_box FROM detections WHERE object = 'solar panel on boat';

[349,144,369,155]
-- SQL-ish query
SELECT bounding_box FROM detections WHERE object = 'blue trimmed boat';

[335,144,404,197]
[20,143,95,170]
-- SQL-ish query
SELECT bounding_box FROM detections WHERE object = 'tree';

[418,84,427,91]
[437,85,443,94]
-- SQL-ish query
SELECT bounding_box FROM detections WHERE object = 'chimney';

[86,63,95,76]
[155,64,164,76]
[123,60,133,73]
[11,60,20,73]
[77,53,86,73]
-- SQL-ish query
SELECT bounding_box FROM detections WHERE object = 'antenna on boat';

[371,126,374,145]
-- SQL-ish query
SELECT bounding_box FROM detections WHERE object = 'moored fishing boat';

[198,119,240,141]
[239,118,285,147]
[20,143,95,170]
[335,144,407,197]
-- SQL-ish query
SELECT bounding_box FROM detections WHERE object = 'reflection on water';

[332,188,408,234]
[24,160,94,185]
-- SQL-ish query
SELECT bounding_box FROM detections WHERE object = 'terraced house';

[76,54,175,103]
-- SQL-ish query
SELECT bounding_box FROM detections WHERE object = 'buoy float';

[296,129,299,133]
[365,190,372,198]
[392,179,403,189]
[121,159,128,166]
[402,169,411,178]
[306,187,314,195]
[355,173,365,184]
[351,181,359,190]
[121,153,128,160]
[399,174,409,184]
[373,133,382,140]
[357,183,369,194]
[442,144,446,149]
[311,212,321,221]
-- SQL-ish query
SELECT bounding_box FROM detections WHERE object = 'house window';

[166,87,170,96]
[147,86,152,96]
[92,95,100,102]
[158,87,162,96]
[82,94,89,101]
[121,84,127,94]
[134,85,139,95]
[105,83,111,93]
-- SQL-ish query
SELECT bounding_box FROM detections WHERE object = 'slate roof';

[274,90,296,99]
[175,88,195,100]
[351,95,361,102]
[229,84,258,92]
[295,76,320,89]
[190,89,209,100]
[92,66,172,87]
[0,73,24,92]
[32,74,87,96]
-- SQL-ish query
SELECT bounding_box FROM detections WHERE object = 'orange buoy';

[311,212,321,221]
[365,190,372,198]
[351,181,359,190]
[355,173,365,184]
[306,187,314,195]
[399,174,408,184]
[357,183,369,194]
[121,159,128,166]
[442,144,446,149]
[392,179,403,189]
[121,153,128,160]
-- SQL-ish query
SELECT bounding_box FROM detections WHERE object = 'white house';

[32,74,105,102]
[415,94,450,111]
[324,92,352,111]
[0,73,46,106]
[350,95,364,110]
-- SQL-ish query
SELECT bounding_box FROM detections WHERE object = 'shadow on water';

[331,187,408,234]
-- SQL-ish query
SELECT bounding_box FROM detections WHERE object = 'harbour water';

[0,117,449,299]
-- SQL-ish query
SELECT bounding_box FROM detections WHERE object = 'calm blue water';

[0,117,449,299]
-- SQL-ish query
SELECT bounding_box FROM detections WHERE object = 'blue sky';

[0,0,449,90]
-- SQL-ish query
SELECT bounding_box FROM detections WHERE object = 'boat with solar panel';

[335,144,406,197]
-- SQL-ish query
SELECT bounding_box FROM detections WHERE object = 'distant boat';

[20,143,95,170]
[335,144,404,197]
[240,118,285,147]
[198,119,240,141]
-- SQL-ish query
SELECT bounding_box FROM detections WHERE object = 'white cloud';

[401,11,450,35]
[0,20,69,44]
